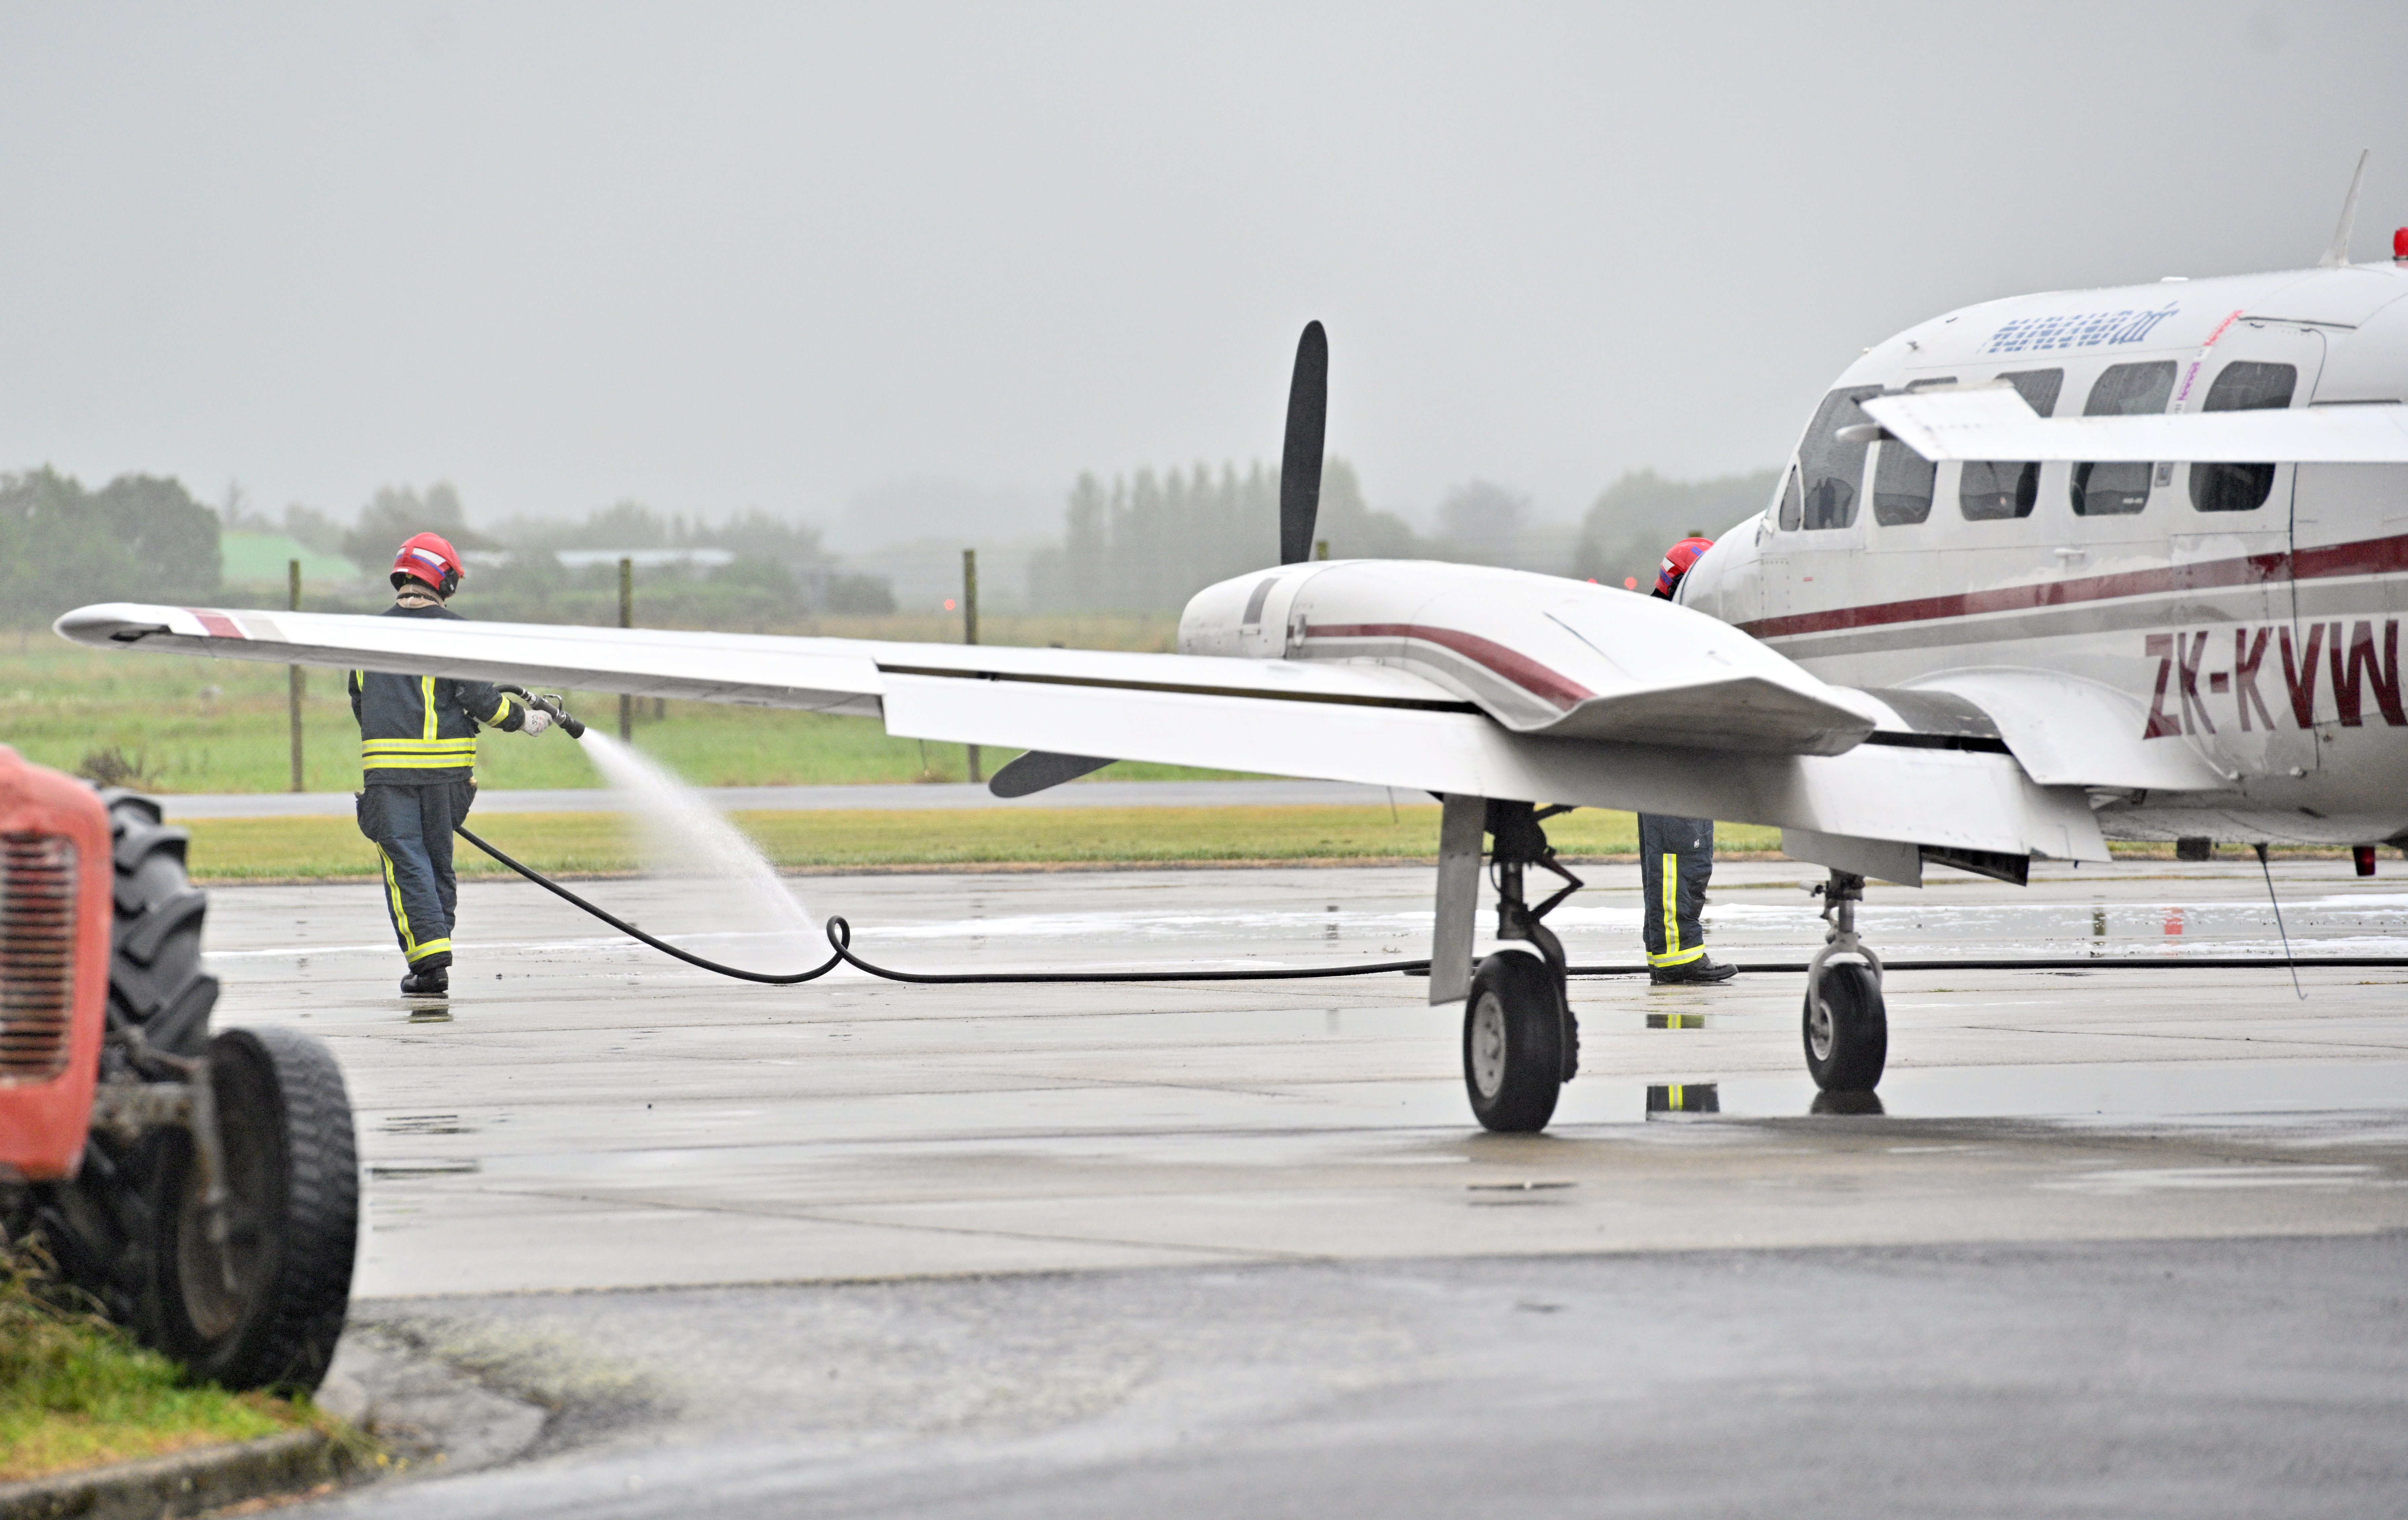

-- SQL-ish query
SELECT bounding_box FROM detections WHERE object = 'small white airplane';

[59,161,2408,1133]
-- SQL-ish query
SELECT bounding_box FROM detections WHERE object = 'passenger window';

[1959,369,2062,520]
[2189,361,2297,513]
[1872,442,1935,525]
[1777,466,1801,531]
[2071,360,2176,516]
[1795,387,1882,529]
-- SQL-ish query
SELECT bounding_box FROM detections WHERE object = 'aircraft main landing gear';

[1461,802,1583,1133]
[1803,869,1887,1092]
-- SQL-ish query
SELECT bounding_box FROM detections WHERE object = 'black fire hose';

[453,825,2408,986]
[455,825,1431,984]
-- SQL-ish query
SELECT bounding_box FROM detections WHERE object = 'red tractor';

[0,748,359,1393]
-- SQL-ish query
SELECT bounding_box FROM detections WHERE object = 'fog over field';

[0,2,2402,613]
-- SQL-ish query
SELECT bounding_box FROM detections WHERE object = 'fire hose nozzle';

[498,684,586,739]
[537,694,586,739]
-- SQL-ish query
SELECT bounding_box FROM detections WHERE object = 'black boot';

[400,965,450,996]
[1650,954,1736,986]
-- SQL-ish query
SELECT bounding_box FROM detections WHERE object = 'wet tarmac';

[213,858,2408,1516]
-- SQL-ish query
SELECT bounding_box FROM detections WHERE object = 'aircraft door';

[2167,323,2325,779]
[1774,386,1881,623]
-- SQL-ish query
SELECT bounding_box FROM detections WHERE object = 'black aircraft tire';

[152,1026,359,1394]
[1802,961,1888,1092]
[1461,952,1564,1133]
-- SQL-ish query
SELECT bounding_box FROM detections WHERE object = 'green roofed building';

[219,532,361,591]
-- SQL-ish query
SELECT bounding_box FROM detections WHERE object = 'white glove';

[521,705,554,736]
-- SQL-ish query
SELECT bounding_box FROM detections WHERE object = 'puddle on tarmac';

[1560,1057,2408,1127]
[1646,1082,1720,1117]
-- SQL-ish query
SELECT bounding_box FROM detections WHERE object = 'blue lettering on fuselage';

[1983,302,2181,355]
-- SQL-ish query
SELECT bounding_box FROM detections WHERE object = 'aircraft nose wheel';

[1462,952,1565,1132]
[1802,870,1887,1092]
[1803,961,1887,1091]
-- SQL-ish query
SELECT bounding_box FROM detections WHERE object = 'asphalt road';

[196,856,2408,1516]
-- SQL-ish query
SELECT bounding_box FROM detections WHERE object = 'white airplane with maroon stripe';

[55,164,2408,1129]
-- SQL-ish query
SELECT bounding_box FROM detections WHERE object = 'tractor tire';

[1802,960,1888,1092]
[32,792,221,1321]
[152,1026,359,1394]
[100,790,218,1057]
[1461,951,1565,1133]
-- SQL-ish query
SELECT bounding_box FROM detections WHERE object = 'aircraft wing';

[50,602,1464,719]
[1861,386,2408,463]
[55,601,2103,866]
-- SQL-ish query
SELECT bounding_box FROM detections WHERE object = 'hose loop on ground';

[455,825,2408,986]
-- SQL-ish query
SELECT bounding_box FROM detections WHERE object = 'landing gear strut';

[1803,869,1887,1092]
[1461,802,1583,1132]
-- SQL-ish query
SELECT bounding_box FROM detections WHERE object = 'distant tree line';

[1026,460,1420,612]
[0,468,220,629]
[1023,461,1781,611]
[1572,469,1780,589]
[262,484,899,628]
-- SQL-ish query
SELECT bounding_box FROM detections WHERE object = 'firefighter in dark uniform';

[351,533,556,995]
[1640,536,1737,986]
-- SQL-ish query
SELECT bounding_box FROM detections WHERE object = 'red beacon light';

[2395,226,2408,263]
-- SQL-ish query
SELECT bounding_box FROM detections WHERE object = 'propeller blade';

[1278,320,1328,565]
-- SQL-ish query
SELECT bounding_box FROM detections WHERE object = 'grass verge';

[0,1244,349,1484]
[183,804,1793,880]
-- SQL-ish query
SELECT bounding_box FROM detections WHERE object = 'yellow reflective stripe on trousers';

[378,844,453,963]
[1648,852,1704,967]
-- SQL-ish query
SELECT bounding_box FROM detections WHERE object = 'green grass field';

[0,615,1236,793]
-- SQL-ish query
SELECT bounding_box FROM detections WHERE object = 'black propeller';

[1278,320,1328,565]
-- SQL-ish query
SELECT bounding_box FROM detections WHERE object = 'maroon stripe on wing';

[1307,622,1594,709]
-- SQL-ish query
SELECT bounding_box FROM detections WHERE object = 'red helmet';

[391,532,465,598]
[1653,536,1714,598]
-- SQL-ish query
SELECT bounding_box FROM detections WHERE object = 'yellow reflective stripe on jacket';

[361,736,479,769]
[421,677,440,740]
[483,692,517,725]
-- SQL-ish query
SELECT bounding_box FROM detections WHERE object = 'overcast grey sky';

[2,1,2403,541]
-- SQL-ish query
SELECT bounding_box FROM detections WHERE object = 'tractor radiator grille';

[0,833,79,1084]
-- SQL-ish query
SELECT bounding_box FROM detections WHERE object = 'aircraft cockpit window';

[1872,441,1936,525]
[2071,361,2176,516]
[1797,387,1882,529]
[1777,466,1802,531]
[2189,361,2298,513]
[1959,368,2062,520]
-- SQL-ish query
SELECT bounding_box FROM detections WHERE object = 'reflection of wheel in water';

[153,1027,359,1393]
[1461,952,1564,1133]
[1802,961,1887,1092]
